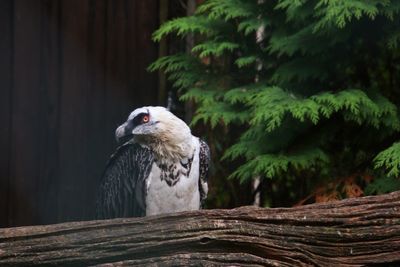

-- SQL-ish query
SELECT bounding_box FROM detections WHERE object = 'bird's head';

[115,107,193,158]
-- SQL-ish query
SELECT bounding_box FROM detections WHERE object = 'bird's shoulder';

[104,142,153,170]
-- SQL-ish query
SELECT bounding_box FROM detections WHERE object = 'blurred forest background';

[1,0,400,228]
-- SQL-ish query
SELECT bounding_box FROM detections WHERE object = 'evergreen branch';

[250,88,399,132]
[229,148,329,182]
[234,56,257,68]
[197,0,256,20]
[192,101,249,128]
[387,31,400,50]
[192,41,239,58]
[238,18,268,35]
[152,16,219,41]
[147,54,197,73]
[270,58,329,84]
[180,88,222,104]
[374,142,400,178]
[314,0,387,30]
[224,86,258,104]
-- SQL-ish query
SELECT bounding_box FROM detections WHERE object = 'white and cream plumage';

[96,106,210,218]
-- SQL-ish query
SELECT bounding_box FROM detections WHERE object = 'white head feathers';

[115,106,195,160]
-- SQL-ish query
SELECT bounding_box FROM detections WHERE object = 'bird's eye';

[142,115,149,123]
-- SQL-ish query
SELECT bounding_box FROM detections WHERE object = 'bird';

[96,106,210,219]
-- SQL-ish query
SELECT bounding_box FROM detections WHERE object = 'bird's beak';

[115,122,133,143]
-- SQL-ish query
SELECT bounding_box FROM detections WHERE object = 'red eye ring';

[142,115,149,123]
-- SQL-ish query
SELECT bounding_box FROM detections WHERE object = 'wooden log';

[1,191,400,266]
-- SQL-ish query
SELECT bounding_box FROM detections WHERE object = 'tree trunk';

[1,191,400,266]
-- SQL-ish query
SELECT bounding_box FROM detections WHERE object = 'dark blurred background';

[0,0,184,227]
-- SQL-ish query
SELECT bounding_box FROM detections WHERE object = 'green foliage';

[365,175,400,195]
[197,0,256,21]
[229,148,329,183]
[151,0,400,205]
[374,142,400,177]
[192,41,239,58]
[152,16,219,41]
[313,0,384,30]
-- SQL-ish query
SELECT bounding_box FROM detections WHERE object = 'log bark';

[1,191,400,267]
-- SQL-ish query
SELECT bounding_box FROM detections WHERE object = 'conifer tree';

[150,0,400,205]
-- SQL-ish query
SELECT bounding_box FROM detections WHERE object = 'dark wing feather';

[96,142,154,219]
[198,139,210,206]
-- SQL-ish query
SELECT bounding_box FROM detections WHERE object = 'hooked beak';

[115,122,134,143]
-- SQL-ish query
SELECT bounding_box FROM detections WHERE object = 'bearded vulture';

[96,106,210,219]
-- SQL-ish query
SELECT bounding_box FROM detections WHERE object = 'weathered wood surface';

[1,191,400,266]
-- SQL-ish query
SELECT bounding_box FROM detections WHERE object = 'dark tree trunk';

[1,191,400,266]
